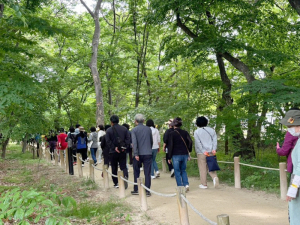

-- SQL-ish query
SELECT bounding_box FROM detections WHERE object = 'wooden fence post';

[65,150,69,174]
[279,162,287,200]
[176,186,189,225]
[60,151,65,170]
[217,214,230,225]
[89,159,95,181]
[47,150,51,162]
[103,164,109,190]
[162,157,167,173]
[118,170,125,198]
[234,157,241,189]
[77,153,83,177]
[138,177,147,211]
[55,152,58,166]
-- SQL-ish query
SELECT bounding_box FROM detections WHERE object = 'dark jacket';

[168,128,192,158]
[163,128,174,150]
[105,124,131,154]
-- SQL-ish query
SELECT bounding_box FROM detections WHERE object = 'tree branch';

[80,0,94,17]
[176,13,198,39]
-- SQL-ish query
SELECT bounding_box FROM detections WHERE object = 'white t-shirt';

[150,127,160,149]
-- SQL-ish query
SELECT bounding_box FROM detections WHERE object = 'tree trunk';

[0,4,4,18]
[1,137,9,159]
[81,0,105,125]
[288,0,300,15]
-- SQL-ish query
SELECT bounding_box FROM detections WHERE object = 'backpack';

[67,133,76,150]
[77,135,87,149]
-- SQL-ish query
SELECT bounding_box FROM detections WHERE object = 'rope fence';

[38,144,289,225]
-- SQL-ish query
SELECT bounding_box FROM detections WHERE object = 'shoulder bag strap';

[174,130,189,154]
[203,128,214,150]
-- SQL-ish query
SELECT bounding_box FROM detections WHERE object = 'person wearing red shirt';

[57,128,68,151]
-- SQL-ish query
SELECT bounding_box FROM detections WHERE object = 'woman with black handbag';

[194,116,219,189]
[168,117,193,192]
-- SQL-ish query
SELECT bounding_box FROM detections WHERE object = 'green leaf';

[45,217,57,225]
[14,208,25,220]
[41,199,54,207]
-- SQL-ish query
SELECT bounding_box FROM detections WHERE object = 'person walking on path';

[280,109,300,225]
[277,108,300,174]
[101,125,111,167]
[65,126,76,174]
[88,126,98,166]
[74,126,88,166]
[194,116,219,189]
[122,123,133,169]
[97,125,105,163]
[106,115,130,188]
[168,117,192,192]
[146,119,161,179]
[163,119,175,177]
[131,114,153,196]
[47,131,57,160]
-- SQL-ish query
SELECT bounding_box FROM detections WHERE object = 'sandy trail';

[67,160,288,225]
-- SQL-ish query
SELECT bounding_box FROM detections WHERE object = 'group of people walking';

[44,114,220,196]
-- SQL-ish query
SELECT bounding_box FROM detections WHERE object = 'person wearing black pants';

[105,115,131,188]
[163,121,175,177]
[74,127,88,166]
[131,114,153,196]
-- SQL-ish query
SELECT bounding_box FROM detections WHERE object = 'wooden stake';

[217,214,230,225]
[77,153,83,177]
[118,170,125,198]
[176,186,189,225]
[234,157,241,189]
[279,162,287,200]
[138,177,147,211]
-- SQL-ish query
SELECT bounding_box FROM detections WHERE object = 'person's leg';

[133,157,140,192]
[90,148,97,164]
[110,153,119,185]
[198,154,208,186]
[180,155,189,186]
[151,149,156,176]
[97,146,102,162]
[172,155,183,186]
[73,148,77,163]
[129,149,133,165]
[119,152,128,178]
[166,153,174,171]
[152,149,159,173]
[142,155,152,189]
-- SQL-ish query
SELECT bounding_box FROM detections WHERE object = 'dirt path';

[70,161,288,225]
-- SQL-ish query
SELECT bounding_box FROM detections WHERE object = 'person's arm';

[150,129,153,149]
[131,129,138,156]
[168,132,174,159]
[156,129,161,152]
[186,132,193,152]
[194,130,203,154]
[87,133,93,142]
[125,130,131,147]
[287,146,300,201]
[212,130,217,154]
[277,132,296,156]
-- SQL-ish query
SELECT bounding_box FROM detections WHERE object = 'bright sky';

[73,0,96,14]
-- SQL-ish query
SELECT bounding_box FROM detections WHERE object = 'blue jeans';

[90,148,97,163]
[151,149,159,176]
[172,155,189,186]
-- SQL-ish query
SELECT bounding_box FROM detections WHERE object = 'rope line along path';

[140,184,177,197]
[120,176,138,185]
[180,194,217,225]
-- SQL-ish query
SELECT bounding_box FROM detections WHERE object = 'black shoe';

[146,191,151,197]
[124,177,128,190]
[131,190,139,195]
[114,184,119,188]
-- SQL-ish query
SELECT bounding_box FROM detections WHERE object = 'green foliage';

[0,188,75,224]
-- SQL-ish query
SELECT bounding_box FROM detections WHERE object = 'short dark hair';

[90,127,96,132]
[104,125,111,131]
[110,115,119,124]
[122,123,130,130]
[75,124,80,128]
[196,116,208,127]
[60,128,64,133]
[146,119,155,128]
[69,126,75,132]
[98,125,104,130]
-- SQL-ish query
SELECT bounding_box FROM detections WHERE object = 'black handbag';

[206,155,220,172]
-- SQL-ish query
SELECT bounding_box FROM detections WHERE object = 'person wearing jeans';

[168,117,192,192]
[146,119,161,179]
[88,127,98,166]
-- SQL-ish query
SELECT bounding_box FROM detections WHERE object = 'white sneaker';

[185,185,189,192]
[170,169,175,177]
[151,176,156,179]
[199,184,207,189]
[156,171,160,177]
[213,177,219,188]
